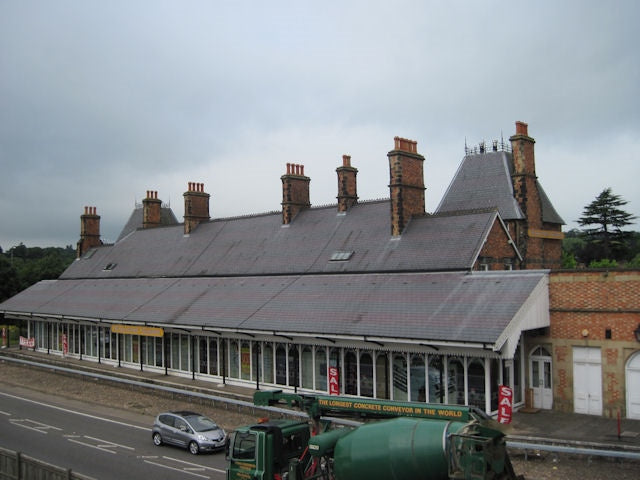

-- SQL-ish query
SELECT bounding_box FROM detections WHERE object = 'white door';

[530,347,553,409]
[573,347,602,415]
[626,352,640,419]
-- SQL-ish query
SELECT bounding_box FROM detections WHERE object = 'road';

[0,385,228,480]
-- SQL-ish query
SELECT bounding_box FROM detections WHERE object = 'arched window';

[448,358,465,405]
[410,355,426,402]
[468,358,486,410]
[275,344,287,385]
[428,356,444,403]
[315,348,327,391]
[199,338,208,374]
[301,347,313,389]
[329,348,342,394]
[263,343,274,384]
[393,354,408,401]
[288,345,299,387]
[229,340,240,378]
[209,338,218,375]
[345,351,358,395]
[241,342,251,380]
[376,353,390,399]
[360,352,373,397]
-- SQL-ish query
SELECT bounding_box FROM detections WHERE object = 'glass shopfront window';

[410,354,426,402]
[392,354,408,401]
[468,358,486,410]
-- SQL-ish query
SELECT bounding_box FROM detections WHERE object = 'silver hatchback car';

[152,411,227,454]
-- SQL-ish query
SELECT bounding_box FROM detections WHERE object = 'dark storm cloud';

[1,1,638,249]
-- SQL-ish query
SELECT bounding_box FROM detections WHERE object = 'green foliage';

[0,244,76,302]
[627,254,640,268]
[588,258,618,268]
[561,250,577,269]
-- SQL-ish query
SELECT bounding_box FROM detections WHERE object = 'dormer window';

[330,251,354,262]
[103,263,117,271]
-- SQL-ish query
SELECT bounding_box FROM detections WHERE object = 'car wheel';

[189,441,200,455]
[152,432,163,446]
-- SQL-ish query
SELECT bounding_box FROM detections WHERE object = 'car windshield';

[186,415,219,432]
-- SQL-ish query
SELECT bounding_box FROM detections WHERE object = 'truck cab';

[227,419,311,480]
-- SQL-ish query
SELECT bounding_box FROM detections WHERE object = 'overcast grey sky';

[1,1,638,249]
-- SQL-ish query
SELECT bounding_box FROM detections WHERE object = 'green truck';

[226,390,519,480]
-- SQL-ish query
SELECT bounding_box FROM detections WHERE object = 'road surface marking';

[10,418,62,434]
[0,391,147,431]
[64,434,135,454]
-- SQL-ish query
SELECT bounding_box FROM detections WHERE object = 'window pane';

[263,344,273,384]
[275,345,287,385]
[392,354,407,401]
[345,351,357,395]
[315,348,327,391]
[208,339,218,375]
[288,346,299,387]
[302,347,313,389]
[410,355,426,402]
[448,358,465,405]
[468,359,485,410]
[428,356,444,403]
[229,341,240,378]
[360,352,373,397]
[241,342,251,380]
[376,354,389,399]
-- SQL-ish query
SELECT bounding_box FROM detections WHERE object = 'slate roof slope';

[116,206,179,242]
[538,182,565,224]
[0,271,547,348]
[61,201,502,279]
[436,152,524,219]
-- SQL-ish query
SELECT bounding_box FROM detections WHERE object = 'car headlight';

[197,434,207,441]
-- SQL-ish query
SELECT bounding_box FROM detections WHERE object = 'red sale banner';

[19,336,35,349]
[328,366,340,395]
[497,385,513,424]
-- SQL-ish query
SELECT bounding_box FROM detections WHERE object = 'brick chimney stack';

[183,182,210,234]
[281,163,310,225]
[336,155,358,212]
[142,190,162,229]
[509,121,564,269]
[388,136,426,236]
[77,206,101,258]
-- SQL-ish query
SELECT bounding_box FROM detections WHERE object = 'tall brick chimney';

[281,163,310,225]
[142,190,162,229]
[77,206,101,258]
[509,121,564,269]
[336,155,358,212]
[388,136,426,236]
[183,182,210,234]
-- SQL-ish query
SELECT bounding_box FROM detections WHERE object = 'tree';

[0,255,20,302]
[577,188,637,262]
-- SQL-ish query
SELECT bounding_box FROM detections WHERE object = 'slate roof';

[62,201,503,279]
[0,271,547,348]
[436,151,564,224]
[116,206,179,242]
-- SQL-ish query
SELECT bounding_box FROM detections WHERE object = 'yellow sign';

[110,324,164,337]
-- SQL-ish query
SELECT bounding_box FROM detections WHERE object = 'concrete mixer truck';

[226,390,520,480]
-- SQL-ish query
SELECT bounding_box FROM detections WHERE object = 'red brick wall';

[477,218,519,270]
[546,270,640,416]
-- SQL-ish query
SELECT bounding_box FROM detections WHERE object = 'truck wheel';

[152,433,163,446]
[189,441,200,455]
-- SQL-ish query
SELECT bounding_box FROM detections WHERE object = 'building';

[533,270,640,419]
[1,122,565,415]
